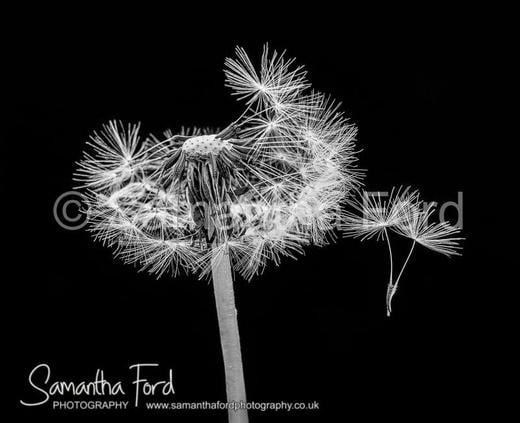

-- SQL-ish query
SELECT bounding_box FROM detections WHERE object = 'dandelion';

[75,45,359,423]
[342,188,463,316]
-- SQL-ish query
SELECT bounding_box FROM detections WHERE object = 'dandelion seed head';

[76,45,359,280]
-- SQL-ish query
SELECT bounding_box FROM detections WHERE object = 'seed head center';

[182,135,225,158]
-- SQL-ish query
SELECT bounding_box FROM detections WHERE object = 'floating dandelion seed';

[392,199,463,257]
[342,187,418,241]
[75,45,359,423]
[341,188,463,316]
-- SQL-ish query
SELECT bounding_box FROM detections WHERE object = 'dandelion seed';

[392,200,463,256]
[385,199,463,314]
[341,187,463,317]
[225,45,309,107]
[74,121,145,191]
[341,187,418,241]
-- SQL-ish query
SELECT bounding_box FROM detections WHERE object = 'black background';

[4,10,497,422]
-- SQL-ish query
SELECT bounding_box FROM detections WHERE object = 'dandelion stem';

[384,227,394,315]
[387,240,416,316]
[211,244,249,423]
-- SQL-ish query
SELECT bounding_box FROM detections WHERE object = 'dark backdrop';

[4,12,493,422]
